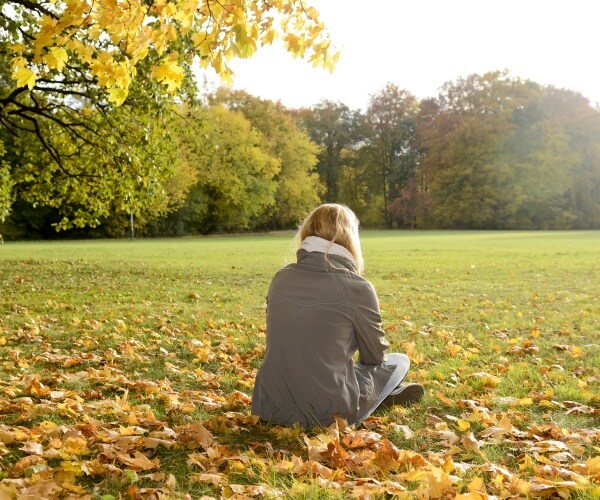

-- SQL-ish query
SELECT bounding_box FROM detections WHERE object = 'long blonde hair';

[298,204,364,274]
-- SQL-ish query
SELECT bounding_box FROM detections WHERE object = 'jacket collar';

[296,248,358,273]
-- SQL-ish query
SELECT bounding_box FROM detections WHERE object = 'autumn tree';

[173,104,280,233]
[0,0,336,231]
[364,84,419,228]
[210,88,323,228]
[415,72,600,229]
[298,100,365,202]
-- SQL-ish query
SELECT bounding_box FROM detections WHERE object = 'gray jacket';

[251,249,395,427]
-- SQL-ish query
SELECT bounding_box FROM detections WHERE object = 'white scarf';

[300,236,357,268]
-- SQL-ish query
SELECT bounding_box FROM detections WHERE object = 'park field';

[0,231,599,498]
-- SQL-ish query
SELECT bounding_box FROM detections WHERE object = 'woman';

[251,204,423,428]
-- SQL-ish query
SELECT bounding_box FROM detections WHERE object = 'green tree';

[0,0,335,232]
[210,89,323,228]
[297,101,365,202]
[417,72,600,229]
[177,105,280,232]
[0,139,15,239]
[541,88,600,228]
[364,84,419,228]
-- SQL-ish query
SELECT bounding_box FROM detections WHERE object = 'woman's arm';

[352,280,390,365]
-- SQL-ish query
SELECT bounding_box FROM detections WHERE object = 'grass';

[0,230,599,498]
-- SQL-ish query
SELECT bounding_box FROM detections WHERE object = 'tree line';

[3,70,600,239]
[2,1,599,238]
[0,0,334,239]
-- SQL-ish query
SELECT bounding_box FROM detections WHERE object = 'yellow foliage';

[12,65,36,90]
[151,53,184,93]
[9,0,338,102]
[44,47,68,70]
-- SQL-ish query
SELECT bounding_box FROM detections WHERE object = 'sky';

[200,0,600,111]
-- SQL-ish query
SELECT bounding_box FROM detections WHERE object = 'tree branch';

[8,0,60,20]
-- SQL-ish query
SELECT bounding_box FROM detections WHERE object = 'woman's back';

[252,250,386,427]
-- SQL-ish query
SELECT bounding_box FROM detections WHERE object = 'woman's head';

[298,204,364,274]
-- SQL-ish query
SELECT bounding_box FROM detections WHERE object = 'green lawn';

[1,231,599,498]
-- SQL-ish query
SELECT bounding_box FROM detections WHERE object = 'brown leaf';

[225,390,251,408]
[19,441,43,456]
[10,455,45,477]
[190,471,225,485]
[372,438,400,472]
[23,374,50,397]
[116,451,160,471]
[342,430,382,449]
[18,479,62,497]
[127,484,138,500]
[178,421,214,449]
[320,440,348,468]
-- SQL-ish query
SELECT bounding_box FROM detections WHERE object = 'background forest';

[2,71,600,239]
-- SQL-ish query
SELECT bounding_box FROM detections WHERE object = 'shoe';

[381,383,424,407]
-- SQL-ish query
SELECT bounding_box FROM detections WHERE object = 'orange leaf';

[116,451,160,471]
[341,430,382,449]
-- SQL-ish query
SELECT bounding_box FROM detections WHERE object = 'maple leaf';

[372,438,401,472]
[43,47,69,70]
[23,374,50,396]
[150,53,184,93]
[342,430,382,449]
[405,467,455,498]
[61,436,90,457]
[178,421,214,449]
[116,451,160,471]
[13,66,36,90]
[18,480,63,497]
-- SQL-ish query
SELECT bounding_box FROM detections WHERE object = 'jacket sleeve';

[352,280,389,365]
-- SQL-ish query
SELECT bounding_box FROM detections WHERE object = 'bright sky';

[201,0,600,111]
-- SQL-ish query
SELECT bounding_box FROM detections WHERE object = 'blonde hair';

[298,204,364,274]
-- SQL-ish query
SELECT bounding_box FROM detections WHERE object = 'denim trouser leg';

[353,352,410,423]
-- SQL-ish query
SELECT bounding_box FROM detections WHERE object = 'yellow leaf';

[517,397,533,407]
[457,419,471,431]
[436,391,454,405]
[468,476,486,493]
[570,346,584,358]
[261,29,277,45]
[107,88,128,106]
[586,456,600,475]
[44,47,69,70]
[60,436,89,457]
[509,476,532,495]
[39,420,57,432]
[519,453,535,471]
[284,33,302,54]
[13,66,36,90]
[470,371,500,388]
[151,53,184,92]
